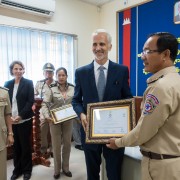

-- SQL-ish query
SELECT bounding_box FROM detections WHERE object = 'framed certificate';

[174,1,180,24]
[50,104,77,124]
[86,98,136,143]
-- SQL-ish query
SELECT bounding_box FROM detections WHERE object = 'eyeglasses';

[141,49,160,56]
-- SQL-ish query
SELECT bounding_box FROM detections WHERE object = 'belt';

[140,150,179,160]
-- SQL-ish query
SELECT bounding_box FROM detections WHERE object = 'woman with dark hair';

[4,60,34,180]
[41,67,74,179]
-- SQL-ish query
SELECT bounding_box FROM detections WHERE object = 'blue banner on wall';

[118,0,180,96]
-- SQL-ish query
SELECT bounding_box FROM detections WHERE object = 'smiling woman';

[4,60,34,180]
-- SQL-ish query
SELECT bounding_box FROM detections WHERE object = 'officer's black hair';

[56,67,67,76]
[148,32,178,62]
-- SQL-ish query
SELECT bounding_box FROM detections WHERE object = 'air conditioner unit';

[0,0,55,17]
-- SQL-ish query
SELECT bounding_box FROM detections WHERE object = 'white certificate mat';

[93,107,129,136]
[50,104,77,124]
[86,98,136,143]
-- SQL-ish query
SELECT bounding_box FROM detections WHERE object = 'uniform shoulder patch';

[49,82,58,88]
[38,79,45,82]
[147,75,164,84]
[143,94,159,115]
[0,86,9,91]
[68,83,74,87]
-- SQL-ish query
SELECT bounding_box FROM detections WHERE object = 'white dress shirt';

[94,60,109,86]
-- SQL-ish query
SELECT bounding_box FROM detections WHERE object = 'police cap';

[43,63,55,72]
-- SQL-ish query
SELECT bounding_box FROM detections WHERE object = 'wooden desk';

[135,96,143,123]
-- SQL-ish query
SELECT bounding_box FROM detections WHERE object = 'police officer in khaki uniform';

[41,67,74,179]
[107,32,180,180]
[34,63,55,155]
[0,86,14,180]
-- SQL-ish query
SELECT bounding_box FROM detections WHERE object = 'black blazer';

[4,77,34,120]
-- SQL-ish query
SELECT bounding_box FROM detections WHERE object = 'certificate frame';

[86,98,136,143]
[50,104,77,124]
[174,1,180,24]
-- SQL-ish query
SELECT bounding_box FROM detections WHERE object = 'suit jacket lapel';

[17,77,25,97]
[104,61,114,100]
[88,62,99,99]
[8,79,15,101]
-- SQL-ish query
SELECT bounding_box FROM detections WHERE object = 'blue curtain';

[0,25,77,85]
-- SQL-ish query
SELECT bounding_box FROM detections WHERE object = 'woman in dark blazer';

[4,60,34,180]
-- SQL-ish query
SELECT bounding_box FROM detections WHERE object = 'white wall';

[0,0,100,67]
[99,0,152,62]
[0,0,152,67]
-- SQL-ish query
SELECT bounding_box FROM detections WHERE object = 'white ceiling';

[78,0,115,7]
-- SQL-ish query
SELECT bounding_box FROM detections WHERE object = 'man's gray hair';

[92,29,112,44]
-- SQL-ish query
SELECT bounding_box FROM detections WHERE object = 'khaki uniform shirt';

[34,80,55,119]
[34,79,56,97]
[115,66,180,155]
[0,87,11,151]
[41,82,74,119]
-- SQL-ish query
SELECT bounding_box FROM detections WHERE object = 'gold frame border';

[86,98,136,144]
[50,104,77,124]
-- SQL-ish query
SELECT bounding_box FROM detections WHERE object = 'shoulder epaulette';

[147,75,164,85]
[68,83,74,87]
[49,82,58,88]
[0,86,9,91]
[39,79,45,82]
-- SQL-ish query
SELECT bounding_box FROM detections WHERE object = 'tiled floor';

[7,144,86,180]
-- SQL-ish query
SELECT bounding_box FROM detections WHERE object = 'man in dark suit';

[72,29,132,180]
